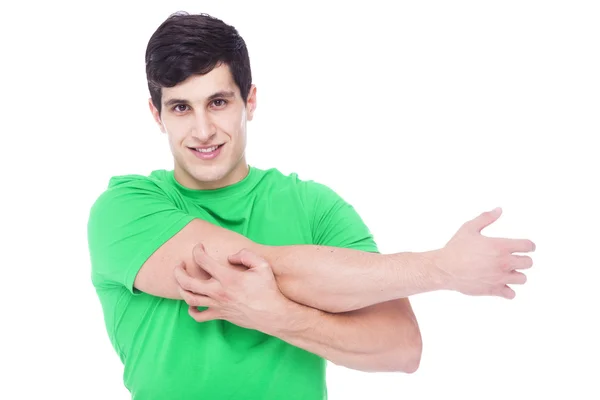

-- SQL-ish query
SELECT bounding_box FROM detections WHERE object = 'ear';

[148,98,166,133]
[246,85,257,121]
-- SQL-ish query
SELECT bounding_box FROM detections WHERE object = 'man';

[87,11,535,400]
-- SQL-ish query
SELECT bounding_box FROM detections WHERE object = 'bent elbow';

[391,329,423,373]
[402,352,421,374]
[393,348,422,374]
[341,340,422,374]
[369,347,421,373]
[339,325,423,374]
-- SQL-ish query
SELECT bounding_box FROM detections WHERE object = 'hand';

[173,244,291,333]
[433,207,536,299]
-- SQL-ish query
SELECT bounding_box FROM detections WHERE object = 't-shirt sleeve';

[87,175,196,294]
[304,180,379,253]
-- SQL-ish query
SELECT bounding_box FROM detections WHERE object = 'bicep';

[135,218,258,298]
[134,218,203,299]
[87,178,261,299]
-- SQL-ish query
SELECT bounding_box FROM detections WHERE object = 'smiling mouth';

[191,144,223,153]
[188,144,224,159]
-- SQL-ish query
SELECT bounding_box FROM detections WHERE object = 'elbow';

[384,327,423,373]
[405,325,423,373]
[401,350,422,374]
[394,340,422,374]
[407,326,423,372]
[338,335,422,374]
[356,343,421,374]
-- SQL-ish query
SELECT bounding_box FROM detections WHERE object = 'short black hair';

[145,11,252,114]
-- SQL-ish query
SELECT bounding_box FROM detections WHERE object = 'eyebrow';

[163,90,236,107]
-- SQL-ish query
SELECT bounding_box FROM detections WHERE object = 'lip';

[190,144,223,150]
[188,143,224,160]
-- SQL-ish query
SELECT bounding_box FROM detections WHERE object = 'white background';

[1,1,599,399]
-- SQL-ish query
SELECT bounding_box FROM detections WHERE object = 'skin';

[142,63,534,373]
[149,62,256,190]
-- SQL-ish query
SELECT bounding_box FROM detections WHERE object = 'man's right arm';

[136,217,442,313]
[136,207,534,313]
[88,177,534,314]
[88,177,424,314]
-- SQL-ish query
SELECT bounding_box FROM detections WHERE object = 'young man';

[87,11,535,400]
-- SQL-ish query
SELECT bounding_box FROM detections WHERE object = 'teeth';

[196,145,219,153]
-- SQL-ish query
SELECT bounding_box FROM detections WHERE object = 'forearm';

[263,298,422,373]
[183,219,445,312]
[260,245,444,312]
[142,218,446,312]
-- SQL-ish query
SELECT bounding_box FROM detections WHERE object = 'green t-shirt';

[87,166,378,400]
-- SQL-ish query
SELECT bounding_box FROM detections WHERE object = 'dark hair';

[145,11,252,114]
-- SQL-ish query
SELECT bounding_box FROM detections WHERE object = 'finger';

[497,238,536,254]
[505,271,527,285]
[192,244,228,280]
[500,285,516,300]
[178,287,218,308]
[228,248,270,270]
[466,207,502,233]
[174,262,220,295]
[188,306,220,323]
[510,254,534,270]
[194,242,206,252]
[184,255,213,280]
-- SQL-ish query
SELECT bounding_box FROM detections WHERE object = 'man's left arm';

[273,297,422,373]
[291,180,423,372]
[176,181,423,373]
[176,246,422,373]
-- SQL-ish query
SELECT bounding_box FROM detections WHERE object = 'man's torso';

[96,167,329,399]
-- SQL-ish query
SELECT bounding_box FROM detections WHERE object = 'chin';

[175,152,242,189]
[189,165,232,184]
[191,169,227,182]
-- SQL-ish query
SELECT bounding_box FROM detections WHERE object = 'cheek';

[238,109,247,131]
[162,120,188,141]
[219,111,245,138]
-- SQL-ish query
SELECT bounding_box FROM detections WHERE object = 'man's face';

[149,64,257,190]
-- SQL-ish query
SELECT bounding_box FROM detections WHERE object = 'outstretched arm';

[137,216,433,312]
[136,207,534,313]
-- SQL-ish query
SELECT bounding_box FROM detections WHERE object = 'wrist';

[267,298,319,338]
[421,249,453,291]
[387,250,451,296]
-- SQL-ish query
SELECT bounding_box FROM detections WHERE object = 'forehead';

[161,64,238,104]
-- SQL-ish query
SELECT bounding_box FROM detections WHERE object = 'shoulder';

[104,169,173,194]
[252,166,340,200]
[91,170,173,204]
[252,166,352,219]
[88,169,178,224]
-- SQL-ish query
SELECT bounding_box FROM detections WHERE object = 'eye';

[172,104,189,113]
[211,99,228,108]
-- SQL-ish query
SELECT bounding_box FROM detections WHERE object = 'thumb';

[468,207,502,233]
[228,249,270,270]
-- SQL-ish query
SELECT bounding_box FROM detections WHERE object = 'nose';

[192,111,216,142]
